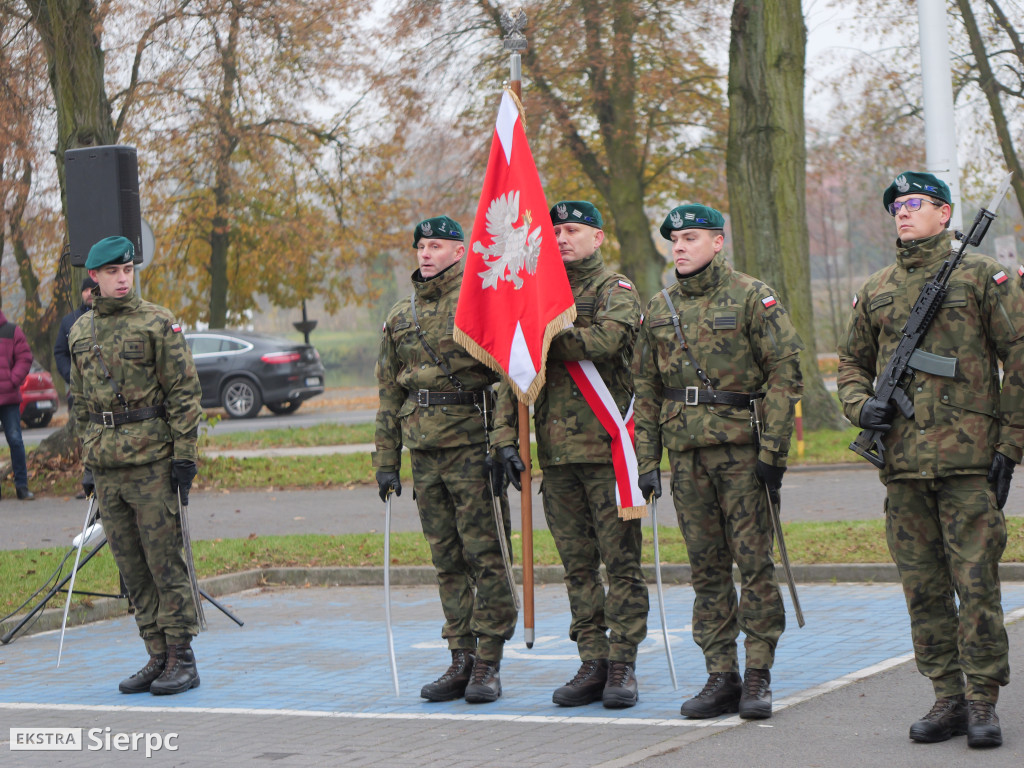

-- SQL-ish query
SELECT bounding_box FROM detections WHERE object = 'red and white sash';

[564,360,647,519]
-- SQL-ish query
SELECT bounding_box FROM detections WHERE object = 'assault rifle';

[849,172,1013,469]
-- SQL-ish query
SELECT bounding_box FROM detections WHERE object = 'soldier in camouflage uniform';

[838,172,1024,749]
[503,200,649,709]
[633,204,803,720]
[373,216,519,704]
[69,236,203,696]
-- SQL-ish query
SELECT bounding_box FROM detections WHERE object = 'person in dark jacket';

[0,310,35,500]
[54,276,98,389]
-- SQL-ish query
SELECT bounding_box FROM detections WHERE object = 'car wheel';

[221,377,263,418]
[22,411,52,429]
[266,400,302,415]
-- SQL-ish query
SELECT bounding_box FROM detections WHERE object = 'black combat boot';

[966,700,1002,748]
[149,642,200,695]
[16,486,34,500]
[908,695,968,743]
[420,649,475,702]
[463,658,501,703]
[680,671,742,718]
[118,653,166,694]
[602,661,638,709]
[738,668,772,719]
[552,659,609,706]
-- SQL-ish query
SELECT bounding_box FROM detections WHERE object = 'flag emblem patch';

[761,296,777,308]
[993,271,1008,285]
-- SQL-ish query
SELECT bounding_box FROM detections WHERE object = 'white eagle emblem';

[556,203,569,220]
[895,175,910,194]
[421,221,433,237]
[473,191,542,290]
[670,210,684,228]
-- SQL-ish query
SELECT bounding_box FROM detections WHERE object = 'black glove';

[376,469,401,503]
[755,460,786,491]
[496,445,525,492]
[170,459,198,506]
[638,469,662,501]
[859,396,897,431]
[987,451,1016,510]
[81,466,95,497]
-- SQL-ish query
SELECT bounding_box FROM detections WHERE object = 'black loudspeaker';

[65,145,144,267]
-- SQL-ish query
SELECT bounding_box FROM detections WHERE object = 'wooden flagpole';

[502,9,534,649]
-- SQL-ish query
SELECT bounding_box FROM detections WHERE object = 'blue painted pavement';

[4,582,1024,726]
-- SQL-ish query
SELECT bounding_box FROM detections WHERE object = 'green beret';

[660,204,725,239]
[549,200,603,229]
[882,171,951,212]
[85,236,135,269]
[413,216,463,247]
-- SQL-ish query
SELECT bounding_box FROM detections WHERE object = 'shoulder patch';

[761,296,777,309]
[1018,264,1024,278]
[170,322,182,333]
[852,294,859,308]
[617,280,632,290]
[993,271,1008,285]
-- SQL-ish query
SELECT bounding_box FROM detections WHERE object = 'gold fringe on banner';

[618,504,648,521]
[453,304,577,406]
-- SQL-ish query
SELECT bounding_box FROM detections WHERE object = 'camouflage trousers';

[410,444,517,662]
[668,443,785,673]
[541,463,649,663]
[885,475,1009,703]
[96,460,198,655]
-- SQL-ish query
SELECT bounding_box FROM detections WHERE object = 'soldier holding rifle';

[632,204,803,720]
[69,235,203,695]
[838,172,1024,749]
[373,216,520,704]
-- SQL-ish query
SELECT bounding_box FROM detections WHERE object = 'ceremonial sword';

[650,495,678,689]
[384,490,400,696]
[177,489,207,631]
[751,399,805,628]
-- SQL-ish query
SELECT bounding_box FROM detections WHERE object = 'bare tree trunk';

[957,0,1024,219]
[22,0,117,463]
[726,0,844,430]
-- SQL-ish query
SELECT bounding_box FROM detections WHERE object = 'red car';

[20,361,58,428]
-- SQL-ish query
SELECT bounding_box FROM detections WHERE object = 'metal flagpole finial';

[501,8,527,87]
[501,8,528,51]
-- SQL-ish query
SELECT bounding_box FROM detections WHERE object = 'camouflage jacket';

[511,252,641,469]
[632,255,804,473]
[373,261,514,471]
[69,292,202,469]
[837,231,1024,480]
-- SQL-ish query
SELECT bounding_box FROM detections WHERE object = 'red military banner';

[454,89,575,404]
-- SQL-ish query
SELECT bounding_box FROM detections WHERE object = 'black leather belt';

[662,386,763,408]
[89,404,167,427]
[410,389,490,407]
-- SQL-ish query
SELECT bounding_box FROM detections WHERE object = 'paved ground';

[3,582,1024,766]
[5,441,1024,764]
[10,461,1024,551]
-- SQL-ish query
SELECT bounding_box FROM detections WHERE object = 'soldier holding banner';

[502,200,649,709]
[632,204,803,720]
[373,216,519,704]
[69,236,203,696]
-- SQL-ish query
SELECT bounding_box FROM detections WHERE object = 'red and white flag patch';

[852,294,859,309]
[993,271,1008,285]
[1018,264,1024,278]
[170,322,182,333]
[761,296,777,308]
[617,280,632,290]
